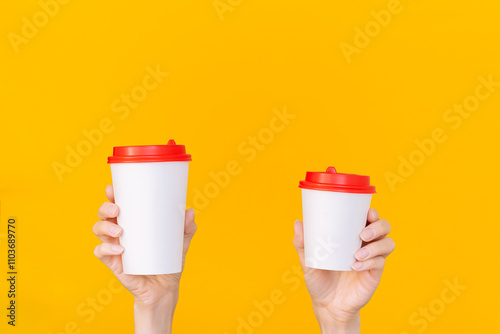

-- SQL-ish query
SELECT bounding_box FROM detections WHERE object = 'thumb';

[182,208,197,258]
[293,220,306,270]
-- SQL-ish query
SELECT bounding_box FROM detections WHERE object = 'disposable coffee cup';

[107,139,191,275]
[299,166,376,271]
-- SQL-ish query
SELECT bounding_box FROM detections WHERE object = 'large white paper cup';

[108,140,191,275]
[299,166,376,271]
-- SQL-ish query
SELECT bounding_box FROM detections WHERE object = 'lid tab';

[326,166,337,173]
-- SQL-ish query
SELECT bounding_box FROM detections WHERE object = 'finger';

[360,219,391,242]
[351,255,385,272]
[94,243,124,264]
[97,202,119,221]
[355,237,395,261]
[293,220,306,270]
[106,185,115,203]
[94,243,124,274]
[182,208,197,257]
[93,220,122,243]
[367,208,379,223]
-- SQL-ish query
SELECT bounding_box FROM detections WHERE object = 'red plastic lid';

[299,166,376,194]
[107,139,191,163]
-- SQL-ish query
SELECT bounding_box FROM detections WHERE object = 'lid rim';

[107,139,191,164]
[108,156,192,164]
[299,166,376,194]
[299,183,376,194]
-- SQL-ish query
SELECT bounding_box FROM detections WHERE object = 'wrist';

[314,306,360,334]
[134,294,178,334]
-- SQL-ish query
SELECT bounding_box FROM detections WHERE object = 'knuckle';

[376,219,390,234]
[367,257,383,269]
[371,243,382,256]
[98,202,107,216]
[92,222,99,235]
[92,221,102,235]
[292,238,303,251]
[93,245,101,258]
[371,219,382,230]
[377,238,391,253]
[388,237,396,251]
[370,257,385,268]
[385,220,392,234]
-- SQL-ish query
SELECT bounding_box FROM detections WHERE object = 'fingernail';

[355,247,370,260]
[108,224,121,236]
[107,205,118,216]
[351,262,364,270]
[111,245,124,253]
[360,228,375,241]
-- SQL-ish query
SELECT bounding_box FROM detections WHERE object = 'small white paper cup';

[108,140,191,275]
[299,166,376,271]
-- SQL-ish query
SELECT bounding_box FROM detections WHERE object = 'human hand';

[293,208,394,333]
[93,185,197,333]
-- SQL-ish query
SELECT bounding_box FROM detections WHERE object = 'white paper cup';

[108,140,191,275]
[299,166,376,271]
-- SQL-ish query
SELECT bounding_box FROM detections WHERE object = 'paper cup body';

[107,140,191,275]
[302,188,372,271]
[299,166,376,271]
[111,162,188,274]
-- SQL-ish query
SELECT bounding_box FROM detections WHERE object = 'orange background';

[1,0,499,333]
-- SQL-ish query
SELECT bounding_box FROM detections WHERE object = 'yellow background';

[1,0,499,333]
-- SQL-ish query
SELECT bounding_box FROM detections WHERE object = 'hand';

[93,185,197,334]
[293,208,394,333]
